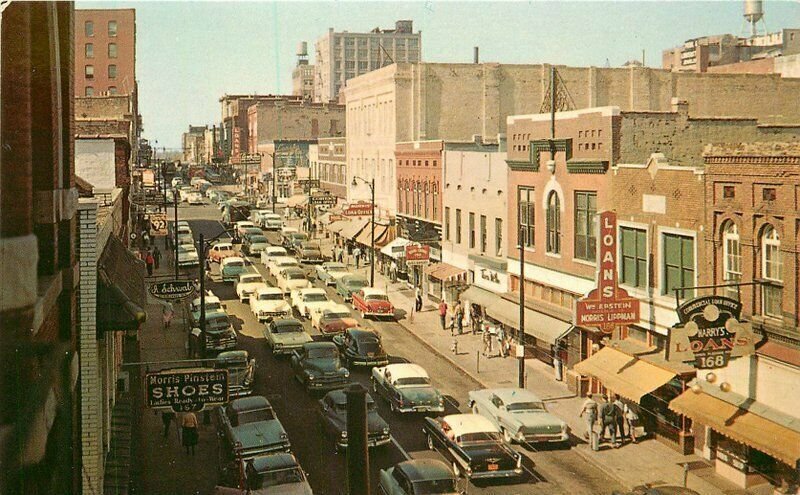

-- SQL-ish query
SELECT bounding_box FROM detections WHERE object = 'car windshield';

[250,467,305,489]
[358,341,382,354]
[413,479,458,495]
[287,272,306,280]
[241,276,262,284]
[216,359,246,370]
[347,279,368,289]
[327,264,347,272]
[278,261,297,267]
[215,244,232,251]
[204,302,222,311]
[274,323,303,334]
[178,245,195,253]
[507,401,547,412]
[366,294,389,302]
[395,377,431,387]
[458,431,502,444]
[292,234,308,241]
[258,293,283,301]
[250,236,268,244]
[234,407,275,426]
[225,261,244,268]
[303,293,327,302]
[307,348,337,360]
[207,317,230,330]
[325,311,350,319]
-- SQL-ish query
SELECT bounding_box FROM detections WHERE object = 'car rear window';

[250,236,268,243]
[274,323,303,334]
[358,341,382,355]
[287,272,306,280]
[366,294,389,301]
[226,261,244,268]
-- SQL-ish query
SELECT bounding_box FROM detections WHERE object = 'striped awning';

[574,347,676,403]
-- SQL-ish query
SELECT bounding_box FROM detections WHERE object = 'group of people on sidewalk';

[579,393,640,449]
[435,298,512,358]
[160,410,200,455]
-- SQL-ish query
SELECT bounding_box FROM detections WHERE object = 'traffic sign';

[145,368,229,412]
[149,213,168,237]
[149,280,195,300]
[309,194,337,206]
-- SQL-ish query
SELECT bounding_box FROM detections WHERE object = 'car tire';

[426,434,434,451]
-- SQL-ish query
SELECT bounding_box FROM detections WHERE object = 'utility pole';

[173,188,179,278]
[199,233,207,359]
[370,178,375,287]
[346,384,369,495]
[518,222,525,389]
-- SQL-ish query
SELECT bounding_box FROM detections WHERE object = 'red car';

[208,242,236,263]
[352,288,395,319]
[317,304,359,337]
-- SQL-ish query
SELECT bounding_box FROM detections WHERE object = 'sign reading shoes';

[149,280,195,300]
[146,368,229,412]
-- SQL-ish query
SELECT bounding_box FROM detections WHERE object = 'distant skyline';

[77,0,800,150]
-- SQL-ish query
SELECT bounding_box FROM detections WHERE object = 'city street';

[181,203,622,495]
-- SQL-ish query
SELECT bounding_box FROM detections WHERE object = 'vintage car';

[214,350,256,398]
[241,227,263,241]
[242,234,269,256]
[260,213,283,231]
[179,186,194,202]
[290,288,331,319]
[189,293,224,326]
[290,342,350,392]
[423,414,523,480]
[208,242,237,264]
[249,209,271,225]
[235,221,257,238]
[250,287,291,322]
[234,273,267,302]
[378,459,459,495]
[332,327,389,368]
[311,303,356,333]
[315,262,349,286]
[267,256,299,278]
[264,318,313,355]
[467,388,569,444]
[191,312,237,353]
[297,241,323,264]
[335,274,369,302]
[217,396,291,485]
[317,389,390,452]
[352,288,395,319]
[177,244,200,268]
[177,224,193,237]
[221,257,248,283]
[260,246,289,267]
[187,192,205,205]
[177,233,195,246]
[282,232,309,252]
[371,363,445,414]
[276,267,311,295]
[238,453,313,495]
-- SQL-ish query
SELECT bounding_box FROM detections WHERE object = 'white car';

[177,244,200,268]
[315,262,350,286]
[177,225,192,237]
[179,186,193,202]
[249,287,292,322]
[260,213,283,230]
[276,267,311,295]
[267,256,299,278]
[187,192,205,205]
[260,246,288,267]
[249,209,270,225]
[235,221,256,237]
[371,363,445,413]
[310,303,352,331]
[234,273,267,302]
[290,288,331,320]
[171,177,183,188]
[177,234,194,246]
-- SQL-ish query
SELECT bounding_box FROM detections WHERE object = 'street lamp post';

[173,187,179,278]
[351,176,375,287]
[517,226,525,389]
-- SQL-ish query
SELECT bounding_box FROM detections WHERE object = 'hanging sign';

[145,368,229,412]
[149,280,196,300]
[405,244,430,265]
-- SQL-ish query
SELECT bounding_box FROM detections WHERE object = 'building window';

[432,183,439,221]
[518,187,535,247]
[415,182,421,217]
[108,43,117,58]
[108,64,117,79]
[495,218,503,256]
[620,227,647,289]
[423,182,429,219]
[85,20,94,37]
[663,233,695,298]
[480,215,487,253]
[404,183,409,215]
[108,20,118,37]
[85,43,94,58]
[85,65,94,79]
[456,209,462,244]
[546,191,561,254]
[761,225,782,318]
[574,191,597,262]
[85,86,94,97]
[108,86,118,95]
[723,185,735,199]
[469,212,476,249]
[722,221,741,300]
[444,207,451,241]
[763,187,777,201]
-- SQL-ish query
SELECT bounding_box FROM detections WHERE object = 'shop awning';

[460,286,502,309]
[376,224,397,248]
[573,347,676,402]
[286,194,307,207]
[97,235,147,332]
[327,220,350,234]
[380,237,411,258]
[486,297,574,345]
[340,218,369,240]
[355,223,388,247]
[425,262,466,281]
[670,390,800,465]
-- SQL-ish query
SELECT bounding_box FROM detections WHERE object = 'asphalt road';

[180,202,623,495]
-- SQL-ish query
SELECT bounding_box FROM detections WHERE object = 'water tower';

[296,41,308,65]
[743,0,766,37]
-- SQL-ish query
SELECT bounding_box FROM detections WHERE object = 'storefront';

[380,237,412,282]
[424,263,467,304]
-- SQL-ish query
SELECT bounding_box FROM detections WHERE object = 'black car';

[317,389,390,452]
[290,342,350,392]
[214,350,255,398]
[332,327,389,368]
[241,453,313,494]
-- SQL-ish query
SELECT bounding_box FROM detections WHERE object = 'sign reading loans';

[343,202,374,217]
[667,295,760,369]
[149,280,195,300]
[146,368,229,412]
[575,211,640,333]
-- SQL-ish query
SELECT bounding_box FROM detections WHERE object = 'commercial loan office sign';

[576,211,640,333]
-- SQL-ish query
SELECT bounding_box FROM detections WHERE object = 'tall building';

[313,20,421,103]
[292,41,315,101]
[75,9,136,98]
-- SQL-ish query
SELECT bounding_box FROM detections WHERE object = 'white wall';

[717,354,800,418]
[76,139,116,191]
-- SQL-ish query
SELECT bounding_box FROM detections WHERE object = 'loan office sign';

[575,211,640,333]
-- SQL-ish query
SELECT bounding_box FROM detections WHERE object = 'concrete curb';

[571,444,634,491]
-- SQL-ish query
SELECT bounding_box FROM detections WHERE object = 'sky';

[77,0,800,150]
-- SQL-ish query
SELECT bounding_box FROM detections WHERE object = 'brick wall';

[395,141,443,223]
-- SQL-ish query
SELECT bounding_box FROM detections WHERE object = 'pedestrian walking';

[390,261,398,282]
[153,245,162,270]
[579,395,599,440]
[438,300,448,330]
[145,251,155,276]
[354,247,362,269]
[454,301,464,335]
[599,397,619,447]
[181,411,199,455]
[613,396,626,442]
[337,247,344,263]
[470,305,482,335]
[162,302,174,329]
[497,326,506,357]
[415,287,423,312]
[623,402,639,443]
[482,326,494,357]
[161,410,176,439]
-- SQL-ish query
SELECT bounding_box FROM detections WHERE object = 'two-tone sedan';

[352,288,395,319]
[220,257,247,283]
[290,342,350,392]
[315,262,349,286]
[276,267,311,295]
[208,242,236,264]
[268,256,300,278]
[311,303,356,334]
[290,288,332,320]
[371,363,445,414]
[332,327,389,368]
[250,286,291,323]
[336,274,369,302]
[264,318,313,355]
[378,459,458,495]
[317,389,390,452]
[260,246,288,267]
[468,388,569,445]
[234,272,267,303]
[423,414,523,481]
[177,244,200,268]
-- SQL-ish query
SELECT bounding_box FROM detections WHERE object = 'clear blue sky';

[77,1,800,150]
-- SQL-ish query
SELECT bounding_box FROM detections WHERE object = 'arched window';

[404,181,410,215]
[432,182,439,221]
[762,225,782,317]
[722,221,741,299]
[415,182,421,217]
[423,182,429,219]
[546,191,561,254]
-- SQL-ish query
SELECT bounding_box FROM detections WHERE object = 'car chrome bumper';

[307,379,348,391]
[468,468,524,480]
[521,432,569,443]
[349,359,389,367]
[397,404,445,413]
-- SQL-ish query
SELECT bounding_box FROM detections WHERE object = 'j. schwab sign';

[149,280,195,300]
[145,368,229,412]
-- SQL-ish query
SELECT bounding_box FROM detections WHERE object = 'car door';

[424,417,452,456]
[486,394,505,429]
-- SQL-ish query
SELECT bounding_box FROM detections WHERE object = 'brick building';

[181,125,207,164]
[75,94,140,167]
[75,8,136,97]
[309,137,347,199]
[247,97,345,152]
[219,94,296,161]
[1,3,80,492]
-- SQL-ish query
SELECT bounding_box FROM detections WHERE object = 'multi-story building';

[75,8,136,97]
[1,3,80,493]
[246,97,345,152]
[313,20,421,103]
[181,125,207,164]
[219,94,302,161]
[309,137,347,199]
[75,94,139,168]
[292,42,315,101]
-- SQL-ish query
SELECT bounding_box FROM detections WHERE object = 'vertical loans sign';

[575,211,640,333]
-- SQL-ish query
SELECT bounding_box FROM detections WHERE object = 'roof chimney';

[474,46,479,64]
